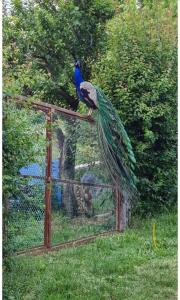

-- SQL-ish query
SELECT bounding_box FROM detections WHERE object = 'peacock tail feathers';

[95,87,137,197]
[73,64,136,196]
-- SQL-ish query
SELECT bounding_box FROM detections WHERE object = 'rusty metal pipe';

[44,109,52,248]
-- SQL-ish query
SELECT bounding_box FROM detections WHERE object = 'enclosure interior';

[8,106,117,251]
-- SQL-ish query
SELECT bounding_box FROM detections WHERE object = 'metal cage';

[6,98,122,255]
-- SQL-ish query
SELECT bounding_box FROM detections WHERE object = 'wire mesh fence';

[51,111,113,184]
[6,108,46,251]
[8,178,45,250]
[51,182,116,246]
[6,100,120,254]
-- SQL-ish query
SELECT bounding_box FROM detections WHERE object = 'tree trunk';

[56,127,64,174]
[57,118,79,217]
[119,191,131,230]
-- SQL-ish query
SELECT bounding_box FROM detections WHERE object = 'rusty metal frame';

[19,175,114,189]
[16,231,120,256]
[8,96,122,255]
[9,95,95,123]
[44,108,52,248]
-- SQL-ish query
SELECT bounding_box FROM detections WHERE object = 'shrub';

[93,0,177,214]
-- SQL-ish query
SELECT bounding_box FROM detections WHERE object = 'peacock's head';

[74,60,81,68]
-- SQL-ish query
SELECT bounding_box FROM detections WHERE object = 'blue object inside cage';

[20,160,62,207]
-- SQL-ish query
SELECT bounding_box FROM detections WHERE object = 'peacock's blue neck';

[74,66,84,98]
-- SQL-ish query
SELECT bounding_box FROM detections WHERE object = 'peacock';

[73,61,137,196]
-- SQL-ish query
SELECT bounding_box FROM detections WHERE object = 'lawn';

[8,211,115,250]
[51,213,115,245]
[4,212,177,300]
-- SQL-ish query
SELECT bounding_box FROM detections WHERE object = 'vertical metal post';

[116,188,121,231]
[44,108,52,248]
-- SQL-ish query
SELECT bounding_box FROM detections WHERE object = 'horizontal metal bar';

[19,174,115,189]
[19,175,45,180]
[7,94,95,123]
[15,245,45,255]
[51,178,115,189]
[16,230,120,256]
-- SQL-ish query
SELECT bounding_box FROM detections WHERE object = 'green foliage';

[93,0,177,214]
[3,102,45,175]
[3,0,117,108]
[3,101,45,201]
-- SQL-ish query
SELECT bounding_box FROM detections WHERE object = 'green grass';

[8,212,115,250]
[51,213,115,245]
[4,212,177,300]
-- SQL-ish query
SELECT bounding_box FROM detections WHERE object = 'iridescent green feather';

[95,87,137,196]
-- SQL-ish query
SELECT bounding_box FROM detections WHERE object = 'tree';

[93,0,177,215]
[3,0,117,109]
